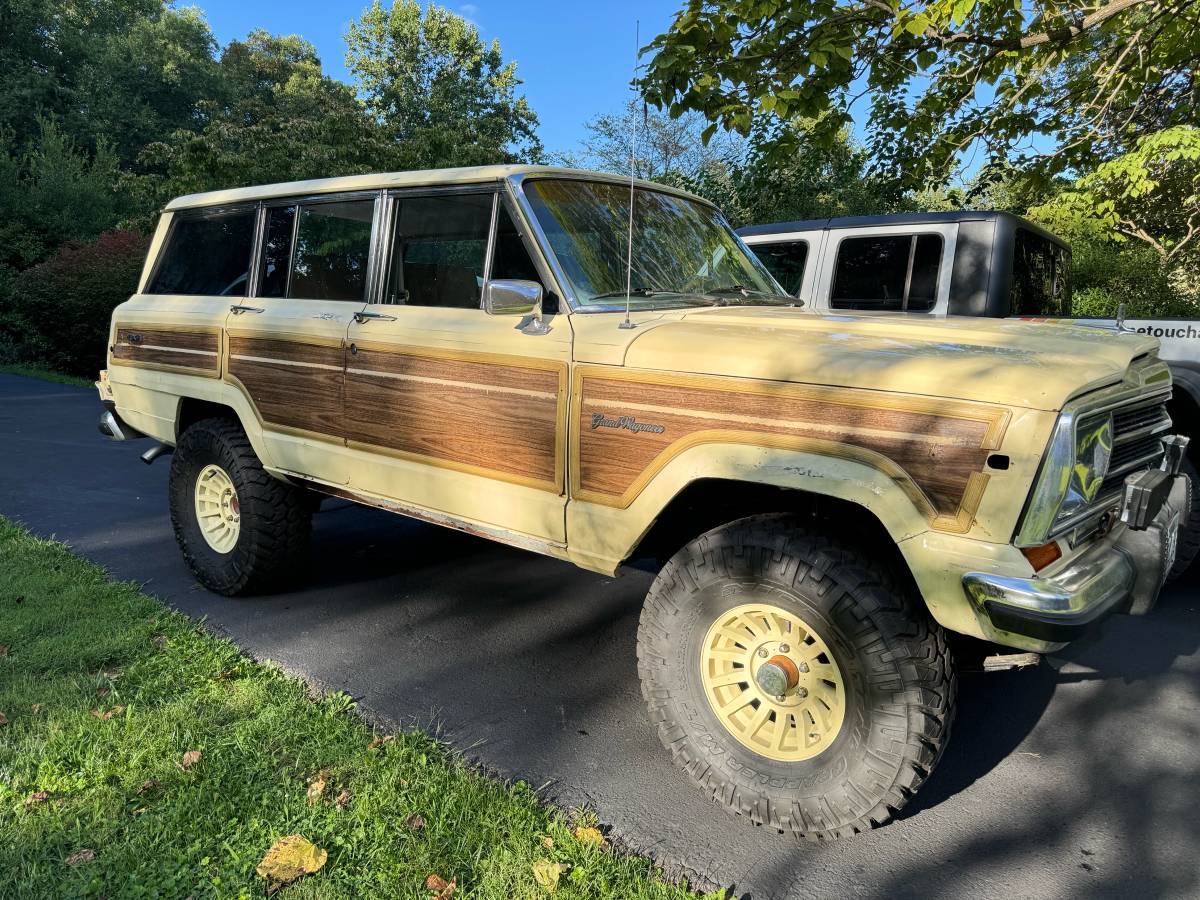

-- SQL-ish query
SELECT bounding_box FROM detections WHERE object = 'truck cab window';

[148,209,255,296]
[386,193,493,308]
[755,240,808,296]
[831,234,942,312]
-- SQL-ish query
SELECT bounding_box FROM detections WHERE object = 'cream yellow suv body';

[98,166,1189,840]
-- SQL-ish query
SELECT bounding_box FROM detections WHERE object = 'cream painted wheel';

[193,463,241,554]
[700,602,845,762]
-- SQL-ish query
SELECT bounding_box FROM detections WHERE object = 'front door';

[343,189,571,543]
[224,194,379,484]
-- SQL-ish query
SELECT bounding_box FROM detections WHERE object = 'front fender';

[565,441,934,575]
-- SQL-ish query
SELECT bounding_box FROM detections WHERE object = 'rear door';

[223,193,380,484]
[343,187,572,543]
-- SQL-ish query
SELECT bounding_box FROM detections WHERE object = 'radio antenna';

[619,20,641,330]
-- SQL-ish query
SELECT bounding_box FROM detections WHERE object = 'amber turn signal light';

[1021,541,1062,572]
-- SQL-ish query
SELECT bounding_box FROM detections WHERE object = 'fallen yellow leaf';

[256,834,327,886]
[573,826,608,849]
[30,703,42,714]
[335,789,351,808]
[137,778,160,794]
[65,849,95,866]
[540,836,554,849]
[425,873,456,898]
[404,813,425,830]
[532,859,566,892]
[25,790,49,806]
[180,749,202,770]
[306,772,328,804]
[367,734,394,750]
[90,705,124,721]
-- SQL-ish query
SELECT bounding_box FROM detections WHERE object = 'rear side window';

[1011,228,1072,316]
[148,209,255,296]
[289,200,375,301]
[754,240,808,296]
[831,234,942,312]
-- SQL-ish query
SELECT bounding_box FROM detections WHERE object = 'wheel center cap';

[756,654,800,697]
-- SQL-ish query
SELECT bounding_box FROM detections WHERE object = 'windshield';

[522,179,788,309]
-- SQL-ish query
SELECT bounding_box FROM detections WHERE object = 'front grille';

[1104,395,1172,484]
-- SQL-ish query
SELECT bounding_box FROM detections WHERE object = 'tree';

[1028,126,1200,266]
[573,100,738,181]
[346,0,541,169]
[641,0,1200,186]
[140,31,389,207]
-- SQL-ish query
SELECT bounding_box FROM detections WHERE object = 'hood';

[621,307,1159,410]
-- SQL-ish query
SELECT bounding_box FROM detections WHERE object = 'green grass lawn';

[0,364,93,388]
[0,518,712,899]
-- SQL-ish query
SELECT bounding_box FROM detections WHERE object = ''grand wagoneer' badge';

[590,413,666,434]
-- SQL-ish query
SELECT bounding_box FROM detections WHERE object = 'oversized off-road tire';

[1166,453,1199,583]
[168,417,312,596]
[637,514,955,841]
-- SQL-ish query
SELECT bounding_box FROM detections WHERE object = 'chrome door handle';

[352,310,397,324]
[311,313,339,321]
[230,304,264,315]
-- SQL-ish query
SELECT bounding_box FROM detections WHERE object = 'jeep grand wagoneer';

[98,167,1189,840]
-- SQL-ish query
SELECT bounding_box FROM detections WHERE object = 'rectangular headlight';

[1015,412,1113,547]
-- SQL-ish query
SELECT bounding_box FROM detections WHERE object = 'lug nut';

[779,643,790,653]
[796,687,808,699]
[757,648,769,658]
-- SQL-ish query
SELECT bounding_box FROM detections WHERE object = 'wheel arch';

[567,442,933,580]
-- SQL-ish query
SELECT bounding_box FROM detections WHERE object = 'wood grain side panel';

[226,336,344,437]
[575,370,1006,527]
[344,347,563,491]
[351,348,559,396]
[111,327,220,374]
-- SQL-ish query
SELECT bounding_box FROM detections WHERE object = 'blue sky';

[193,0,681,156]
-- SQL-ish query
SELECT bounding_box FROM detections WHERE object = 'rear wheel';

[169,417,311,595]
[637,514,955,840]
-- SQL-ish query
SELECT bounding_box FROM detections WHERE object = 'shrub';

[1070,238,1198,319]
[0,230,149,378]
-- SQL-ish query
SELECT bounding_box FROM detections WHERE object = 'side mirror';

[484,279,543,316]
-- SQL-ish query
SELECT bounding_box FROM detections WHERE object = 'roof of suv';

[164,165,709,212]
[736,209,1066,246]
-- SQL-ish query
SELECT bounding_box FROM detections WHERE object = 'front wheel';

[168,417,312,595]
[637,514,955,841]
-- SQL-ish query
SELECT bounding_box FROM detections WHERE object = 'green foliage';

[0,231,149,377]
[0,518,700,898]
[0,119,127,271]
[641,0,1200,186]
[140,30,390,209]
[1029,126,1200,265]
[346,0,542,169]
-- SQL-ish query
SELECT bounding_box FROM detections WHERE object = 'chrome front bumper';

[964,467,1190,647]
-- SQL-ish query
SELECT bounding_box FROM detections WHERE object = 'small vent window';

[754,240,808,297]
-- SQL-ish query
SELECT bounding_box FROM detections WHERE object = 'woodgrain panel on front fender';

[344,343,566,493]
[571,366,1011,533]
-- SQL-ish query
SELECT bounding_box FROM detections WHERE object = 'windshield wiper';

[701,284,801,306]
[588,287,678,301]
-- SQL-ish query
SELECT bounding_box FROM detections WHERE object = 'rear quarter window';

[148,209,256,296]
[1010,228,1072,316]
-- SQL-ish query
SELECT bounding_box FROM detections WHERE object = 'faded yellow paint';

[100,166,1169,654]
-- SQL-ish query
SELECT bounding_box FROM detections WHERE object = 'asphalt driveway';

[2,373,1198,899]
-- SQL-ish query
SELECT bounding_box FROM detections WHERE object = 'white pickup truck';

[737,211,1200,579]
